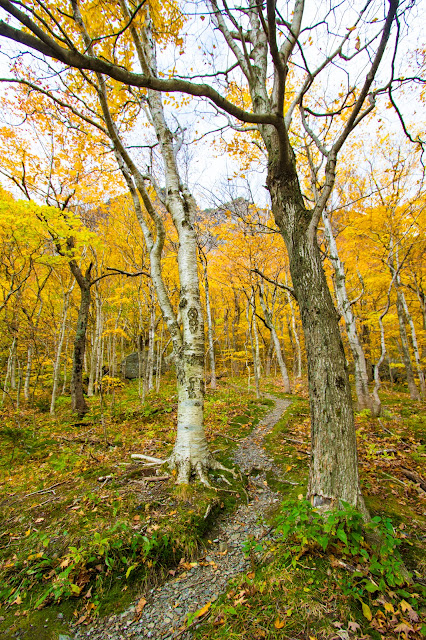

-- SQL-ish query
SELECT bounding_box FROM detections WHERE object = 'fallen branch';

[131,454,167,464]
[401,468,426,492]
[380,472,409,487]
[211,433,241,443]
[375,448,397,455]
[281,436,306,445]
[24,481,67,499]
[97,475,113,482]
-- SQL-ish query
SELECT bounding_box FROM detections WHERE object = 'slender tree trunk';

[323,211,373,410]
[24,345,32,402]
[286,286,302,379]
[16,359,22,411]
[265,336,273,376]
[10,340,16,390]
[2,337,16,405]
[94,299,104,393]
[146,302,155,392]
[50,290,71,414]
[258,283,291,391]
[231,290,240,376]
[397,286,425,398]
[70,282,91,416]
[395,289,420,401]
[246,298,260,398]
[87,326,96,397]
[252,300,262,382]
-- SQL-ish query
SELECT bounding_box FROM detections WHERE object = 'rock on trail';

[74,395,291,640]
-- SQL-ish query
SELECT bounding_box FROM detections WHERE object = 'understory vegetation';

[0,375,424,639]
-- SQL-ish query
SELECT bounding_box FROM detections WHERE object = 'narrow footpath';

[74,394,291,640]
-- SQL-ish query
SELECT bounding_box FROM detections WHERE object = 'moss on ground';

[0,375,269,639]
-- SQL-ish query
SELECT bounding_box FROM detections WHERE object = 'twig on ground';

[281,436,306,445]
[380,472,409,487]
[24,481,67,499]
[211,433,241,442]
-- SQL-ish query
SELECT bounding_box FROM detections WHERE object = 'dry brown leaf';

[135,597,147,615]
[394,622,414,634]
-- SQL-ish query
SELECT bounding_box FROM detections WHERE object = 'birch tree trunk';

[246,298,260,398]
[2,337,16,405]
[146,300,155,392]
[78,1,227,483]
[322,211,373,410]
[252,307,262,383]
[10,340,16,390]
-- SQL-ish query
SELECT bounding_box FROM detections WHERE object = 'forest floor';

[0,375,425,640]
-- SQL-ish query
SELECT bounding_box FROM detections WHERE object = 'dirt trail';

[73,394,291,640]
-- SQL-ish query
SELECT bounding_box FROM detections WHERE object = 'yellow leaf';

[297,494,303,500]
[361,601,372,621]
[274,618,285,629]
[196,601,211,618]
[384,602,395,613]
[13,595,22,605]
[25,529,31,537]
[247,572,255,579]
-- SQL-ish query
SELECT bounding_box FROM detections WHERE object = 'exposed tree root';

[130,452,237,487]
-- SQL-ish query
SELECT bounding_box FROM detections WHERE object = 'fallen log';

[401,468,426,492]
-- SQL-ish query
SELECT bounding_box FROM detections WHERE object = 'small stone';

[218,542,227,552]
[57,613,64,620]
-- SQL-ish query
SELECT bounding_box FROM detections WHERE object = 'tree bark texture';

[50,290,71,414]
[268,171,366,512]
[70,283,91,416]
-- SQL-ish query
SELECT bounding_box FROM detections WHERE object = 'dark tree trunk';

[71,281,91,417]
[268,169,366,514]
